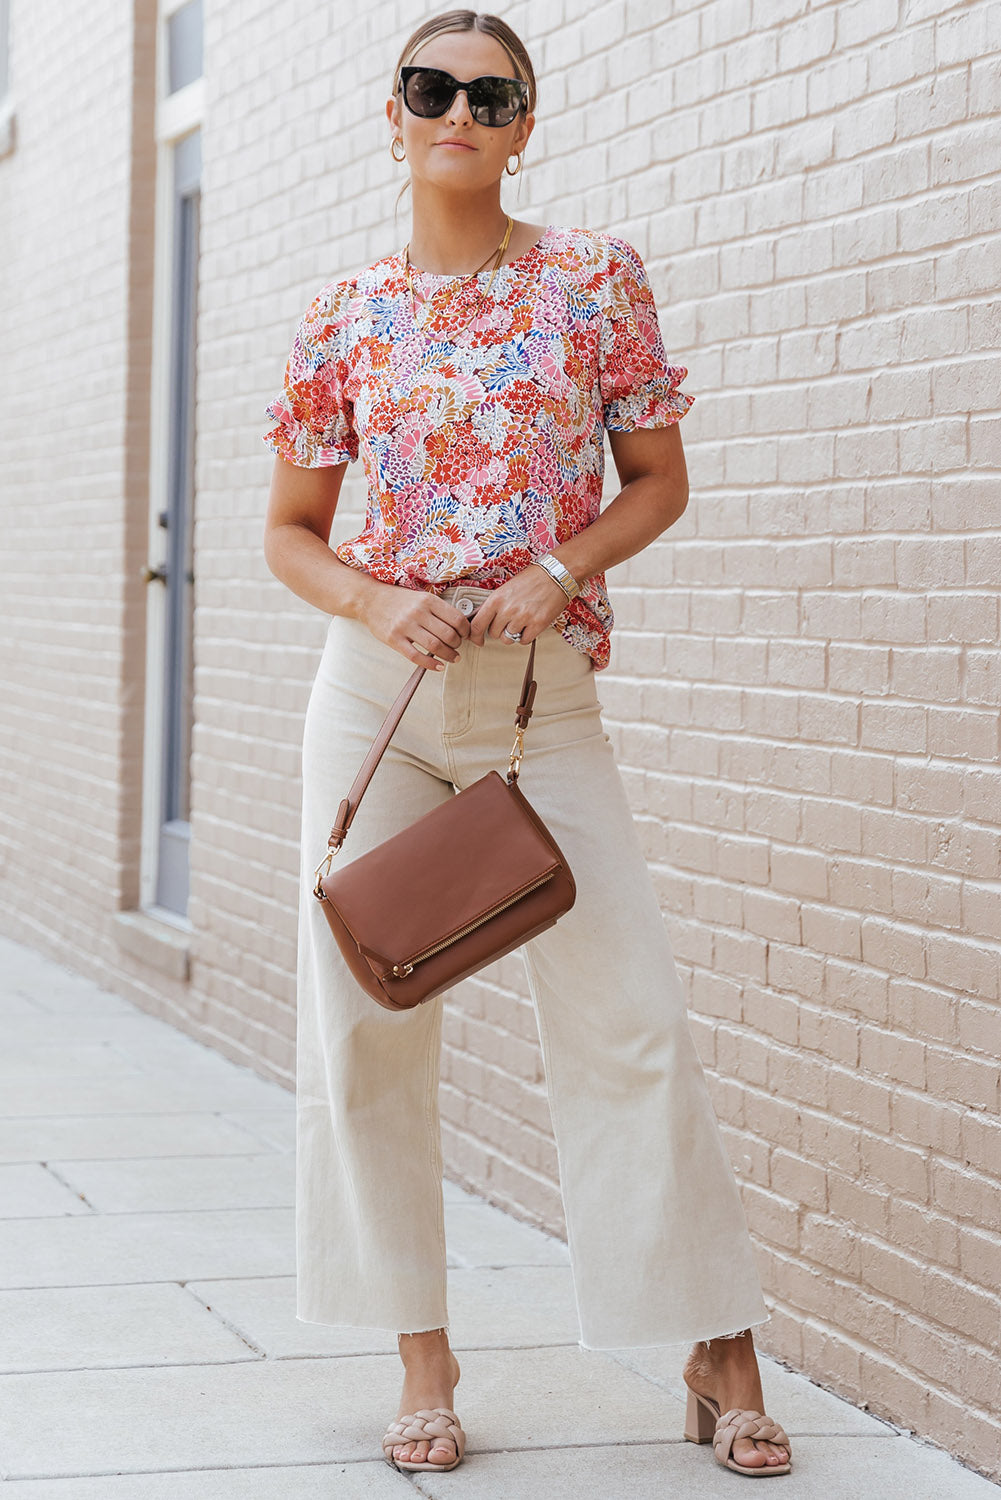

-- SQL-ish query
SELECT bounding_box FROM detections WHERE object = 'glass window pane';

[167,0,202,94]
[156,127,200,916]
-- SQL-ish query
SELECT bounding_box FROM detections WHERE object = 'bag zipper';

[385,868,558,979]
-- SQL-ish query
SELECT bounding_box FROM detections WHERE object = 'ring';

[502,627,522,641]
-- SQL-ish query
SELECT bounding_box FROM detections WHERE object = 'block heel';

[685,1384,717,1443]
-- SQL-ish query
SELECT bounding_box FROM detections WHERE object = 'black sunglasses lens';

[469,77,524,126]
[402,68,524,125]
[403,69,455,117]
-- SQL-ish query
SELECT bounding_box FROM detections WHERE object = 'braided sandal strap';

[713,1407,791,1468]
[382,1407,465,1462]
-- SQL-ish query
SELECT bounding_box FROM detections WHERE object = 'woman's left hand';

[467,564,573,646]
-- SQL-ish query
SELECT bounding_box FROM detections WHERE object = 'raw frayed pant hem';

[577,1311,770,1353]
[294,1314,450,1337]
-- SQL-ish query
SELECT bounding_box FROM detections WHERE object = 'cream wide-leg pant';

[295,583,770,1350]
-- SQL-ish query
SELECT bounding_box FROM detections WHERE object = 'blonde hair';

[391,9,538,210]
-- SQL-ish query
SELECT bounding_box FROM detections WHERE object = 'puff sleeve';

[262,279,359,467]
[598,236,694,432]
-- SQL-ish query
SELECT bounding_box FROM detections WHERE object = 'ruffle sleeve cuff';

[598,235,694,432]
[262,281,359,467]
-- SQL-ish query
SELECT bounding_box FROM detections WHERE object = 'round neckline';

[401,224,554,281]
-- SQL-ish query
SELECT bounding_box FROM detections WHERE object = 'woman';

[261,7,792,1481]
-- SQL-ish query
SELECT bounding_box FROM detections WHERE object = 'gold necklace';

[402,215,514,338]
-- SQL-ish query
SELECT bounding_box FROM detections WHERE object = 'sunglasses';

[398,66,528,128]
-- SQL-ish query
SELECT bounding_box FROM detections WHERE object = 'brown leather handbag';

[312,638,576,1011]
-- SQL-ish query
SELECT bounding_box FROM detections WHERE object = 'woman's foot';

[392,1327,461,1467]
[682,1329,789,1470]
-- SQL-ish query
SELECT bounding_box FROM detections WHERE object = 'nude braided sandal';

[382,1407,466,1472]
[684,1383,792,1476]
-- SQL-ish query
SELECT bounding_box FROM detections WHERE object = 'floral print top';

[262,224,693,670]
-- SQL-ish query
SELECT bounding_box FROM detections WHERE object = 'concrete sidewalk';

[0,933,995,1498]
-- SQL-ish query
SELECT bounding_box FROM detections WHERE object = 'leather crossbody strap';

[325,637,538,852]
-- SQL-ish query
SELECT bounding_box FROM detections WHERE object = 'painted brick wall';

[218,0,1001,1476]
[0,1,156,965]
[1,0,998,1479]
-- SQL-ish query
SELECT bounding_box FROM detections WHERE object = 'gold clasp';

[312,846,339,899]
[508,724,525,781]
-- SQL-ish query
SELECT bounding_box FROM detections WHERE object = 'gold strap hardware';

[312,846,339,899]
[508,724,525,781]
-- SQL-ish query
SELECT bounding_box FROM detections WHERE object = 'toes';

[394,1440,426,1462]
[734,1438,787,1466]
[735,1439,776,1467]
[393,1436,455,1466]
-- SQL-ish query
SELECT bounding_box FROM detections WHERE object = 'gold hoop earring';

[505,153,523,176]
[391,138,406,162]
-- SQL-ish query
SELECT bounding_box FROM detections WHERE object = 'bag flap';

[322,771,560,968]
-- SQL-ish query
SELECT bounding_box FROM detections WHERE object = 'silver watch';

[531,553,582,601]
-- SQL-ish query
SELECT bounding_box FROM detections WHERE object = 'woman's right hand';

[358,584,474,671]
[262,459,475,668]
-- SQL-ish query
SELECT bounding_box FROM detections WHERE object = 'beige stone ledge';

[112,910,191,984]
